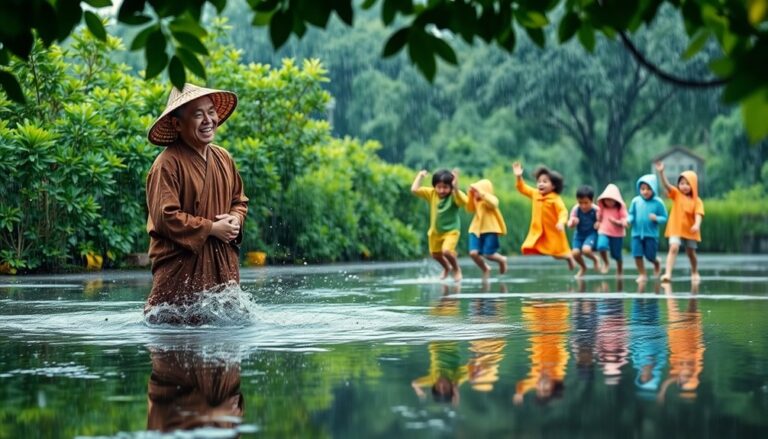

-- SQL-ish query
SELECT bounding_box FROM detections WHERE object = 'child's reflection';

[596,299,628,385]
[413,283,467,405]
[658,282,705,402]
[571,298,598,381]
[630,295,667,398]
[467,280,508,393]
[147,348,243,432]
[513,301,570,405]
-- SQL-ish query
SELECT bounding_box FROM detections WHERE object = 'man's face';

[435,182,452,198]
[639,183,654,200]
[173,96,218,149]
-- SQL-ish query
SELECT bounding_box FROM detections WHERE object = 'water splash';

[143,283,259,327]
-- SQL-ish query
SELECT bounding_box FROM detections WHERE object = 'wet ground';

[1,254,767,438]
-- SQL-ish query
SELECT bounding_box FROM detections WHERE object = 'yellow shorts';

[428,230,460,254]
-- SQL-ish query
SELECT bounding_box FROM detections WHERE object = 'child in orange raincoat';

[655,162,705,283]
[512,162,576,271]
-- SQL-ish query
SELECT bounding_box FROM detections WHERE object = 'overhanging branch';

[619,31,729,88]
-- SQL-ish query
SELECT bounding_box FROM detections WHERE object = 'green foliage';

[0,30,160,271]
[698,186,768,253]
[1,1,767,142]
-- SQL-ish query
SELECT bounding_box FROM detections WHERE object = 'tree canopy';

[0,1,767,141]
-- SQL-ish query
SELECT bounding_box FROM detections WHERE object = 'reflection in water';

[659,282,705,402]
[630,297,668,397]
[467,280,508,392]
[571,299,598,381]
[147,348,244,433]
[514,301,570,405]
[413,284,467,405]
[596,299,629,385]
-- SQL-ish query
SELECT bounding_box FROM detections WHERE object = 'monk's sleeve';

[228,160,249,245]
[515,177,534,199]
[147,163,213,253]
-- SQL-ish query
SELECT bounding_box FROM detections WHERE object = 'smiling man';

[144,84,249,322]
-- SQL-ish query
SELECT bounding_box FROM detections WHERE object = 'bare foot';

[660,273,671,283]
[653,259,661,277]
[498,256,508,274]
[574,267,586,279]
[600,263,610,274]
[453,268,463,282]
[691,272,701,283]
[567,258,575,271]
[593,260,602,272]
[440,269,449,280]
[481,264,491,277]
[635,274,647,283]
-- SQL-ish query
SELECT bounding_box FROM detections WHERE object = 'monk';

[144,83,248,321]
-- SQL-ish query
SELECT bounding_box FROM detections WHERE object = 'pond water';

[1,255,767,438]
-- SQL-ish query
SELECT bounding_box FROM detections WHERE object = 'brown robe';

[145,141,248,308]
[147,349,243,431]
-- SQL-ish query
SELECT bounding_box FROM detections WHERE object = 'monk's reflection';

[513,300,569,405]
[412,283,466,405]
[596,299,628,385]
[147,348,244,432]
[467,279,508,393]
[658,282,704,402]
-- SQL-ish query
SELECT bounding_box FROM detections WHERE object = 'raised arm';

[655,161,674,194]
[512,161,535,198]
[411,169,429,193]
[452,169,469,206]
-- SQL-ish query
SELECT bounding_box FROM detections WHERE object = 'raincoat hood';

[636,174,660,199]
[678,170,699,199]
[472,179,495,195]
[597,184,625,207]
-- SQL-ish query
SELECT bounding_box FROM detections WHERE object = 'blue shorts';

[469,233,500,255]
[572,232,598,251]
[597,234,623,261]
[631,237,658,262]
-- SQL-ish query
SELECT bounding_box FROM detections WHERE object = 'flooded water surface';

[1,255,767,438]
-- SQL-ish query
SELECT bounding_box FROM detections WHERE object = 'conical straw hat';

[148,83,238,146]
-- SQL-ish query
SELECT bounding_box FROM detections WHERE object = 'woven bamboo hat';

[148,83,238,146]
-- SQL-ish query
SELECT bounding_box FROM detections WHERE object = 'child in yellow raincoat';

[512,162,576,271]
[467,179,508,275]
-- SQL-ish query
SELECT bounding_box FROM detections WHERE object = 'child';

[567,185,602,278]
[512,162,575,270]
[655,162,704,283]
[628,174,668,282]
[467,179,507,275]
[596,184,628,277]
[412,169,469,281]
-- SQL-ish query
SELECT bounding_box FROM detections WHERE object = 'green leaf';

[84,0,112,7]
[517,10,549,28]
[682,29,710,60]
[577,24,595,52]
[742,88,768,143]
[496,28,516,52]
[130,24,156,51]
[431,35,457,65]
[270,9,293,48]
[708,57,734,78]
[176,48,207,79]
[0,70,25,103]
[168,16,208,38]
[382,0,397,25]
[84,11,107,42]
[172,31,209,56]
[252,11,274,26]
[362,0,377,9]
[525,27,546,48]
[382,27,410,57]
[409,29,436,81]
[168,56,186,90]
[145,29,168,79]
[335,0,354,26]
[209,0,227,13]
[558,11,581,43]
